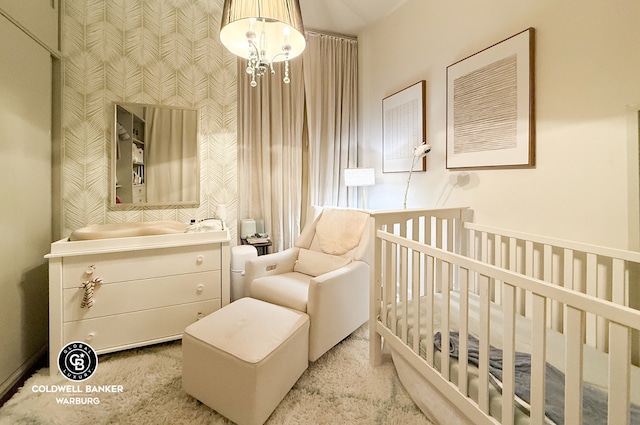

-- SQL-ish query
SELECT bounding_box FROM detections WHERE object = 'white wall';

[359,0,640,249]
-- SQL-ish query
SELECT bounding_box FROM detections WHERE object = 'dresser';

[46,229,230,375]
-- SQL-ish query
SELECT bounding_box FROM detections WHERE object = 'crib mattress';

[384,291,640,424]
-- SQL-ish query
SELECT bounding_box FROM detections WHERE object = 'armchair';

[244,206,371,361]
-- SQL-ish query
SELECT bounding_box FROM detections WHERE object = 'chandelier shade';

[220,0,305,61]
[220,0,305,86]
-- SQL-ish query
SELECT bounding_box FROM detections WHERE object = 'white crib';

[369,208,640,425]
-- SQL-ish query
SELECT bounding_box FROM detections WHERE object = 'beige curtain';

[238,59,306,251]
[303,32,358,208]
[238,32,358,249]
[146,107,198,203]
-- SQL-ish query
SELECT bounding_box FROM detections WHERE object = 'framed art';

[383,80,426,173]
[446,28,535,169]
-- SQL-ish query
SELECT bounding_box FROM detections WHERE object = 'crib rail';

[376,230,640,425]
[369,209,640,425]
[464,222,640,359]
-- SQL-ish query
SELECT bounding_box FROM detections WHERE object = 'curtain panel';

[237,59,305,251]
[238,32,358,250]
[303,32,358,208]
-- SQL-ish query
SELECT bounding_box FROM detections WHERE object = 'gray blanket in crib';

[434,331,640,424]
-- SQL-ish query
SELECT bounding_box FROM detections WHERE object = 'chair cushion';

[293,248,351,277]
[249,272,311,312]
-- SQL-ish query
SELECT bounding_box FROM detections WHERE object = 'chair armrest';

[244,247,299,284]
[306,261,370,361]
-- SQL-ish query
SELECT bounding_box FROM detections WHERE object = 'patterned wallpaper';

[61,0,237,241]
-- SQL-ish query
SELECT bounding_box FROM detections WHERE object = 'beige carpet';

[0,324,433,425]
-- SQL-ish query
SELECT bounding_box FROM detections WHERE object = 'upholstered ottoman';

[182,297,310,425]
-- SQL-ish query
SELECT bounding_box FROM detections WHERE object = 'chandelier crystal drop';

[220,0,306,87]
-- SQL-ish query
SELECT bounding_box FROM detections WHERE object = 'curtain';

[238,59,306,251]
[303,32,358,208]
[146,107,198,203]
[237,31,358,249]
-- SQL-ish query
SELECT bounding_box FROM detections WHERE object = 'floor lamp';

[344,168,375,209]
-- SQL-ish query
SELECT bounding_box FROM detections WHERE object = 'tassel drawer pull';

[79,276,102,309]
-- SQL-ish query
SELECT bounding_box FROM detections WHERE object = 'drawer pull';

[79,277,102,309]
[196,284,204,293]
[85,265,96,276]
[196,255,204,264]
[86,332,95,341]
[196,311,204,320]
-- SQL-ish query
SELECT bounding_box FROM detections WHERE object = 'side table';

[241,237,272,256]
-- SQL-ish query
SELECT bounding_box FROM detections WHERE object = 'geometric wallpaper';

[60,0,237,241]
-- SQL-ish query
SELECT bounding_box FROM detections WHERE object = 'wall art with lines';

[382,80,426,173]
[446,28,535,169]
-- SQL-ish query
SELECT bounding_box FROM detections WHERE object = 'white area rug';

[0,325,433,424]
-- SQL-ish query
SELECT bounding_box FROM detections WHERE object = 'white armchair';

[244,206,371,361]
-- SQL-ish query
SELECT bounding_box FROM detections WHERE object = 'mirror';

[112,102,200,207]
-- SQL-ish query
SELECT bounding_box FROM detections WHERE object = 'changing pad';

[69,220,188,241]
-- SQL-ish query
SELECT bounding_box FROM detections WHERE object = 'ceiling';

[299,0,408,36]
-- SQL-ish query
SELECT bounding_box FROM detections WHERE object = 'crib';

[369,207,640,425]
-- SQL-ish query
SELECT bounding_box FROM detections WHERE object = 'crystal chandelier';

[220,0,306,87]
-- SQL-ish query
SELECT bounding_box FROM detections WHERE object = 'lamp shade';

[220,0,306,62]
[344,168,375,187]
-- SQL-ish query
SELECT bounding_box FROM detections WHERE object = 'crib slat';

[494,234,502,305]
[564,248,574,291]
[425,255,435,366]
[585,253,597,347]
[478,274,491,415]
[424,214,432,247]
[390,242,398,336]
[608,322,631,425]
[530,294,547,425]
[509,237,525,315]
[502,283,516,425]
[412,250,420,354]
[543,244,553,328]
[447,218,455,253]
[380,239,388,326]
[525,240,534,318]
[441,260,451,381]
[401,246,409,344]
[458,267,469,397]
[612,258,626,306]
[565,306,584,425]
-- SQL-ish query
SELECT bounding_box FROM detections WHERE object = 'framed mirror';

[112,102,200,207]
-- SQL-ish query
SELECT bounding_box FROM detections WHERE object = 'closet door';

[0,13,51,396]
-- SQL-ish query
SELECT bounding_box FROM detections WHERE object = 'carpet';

[0,324,433,425]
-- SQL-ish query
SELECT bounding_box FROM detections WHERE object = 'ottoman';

[182,297,310,425]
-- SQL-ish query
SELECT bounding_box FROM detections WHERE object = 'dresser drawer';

[63,271,221,321]
[61,244,221,288]
[132,185,146,203]
[63,299,220,353]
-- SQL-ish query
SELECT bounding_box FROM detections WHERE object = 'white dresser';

[46,230,230,375]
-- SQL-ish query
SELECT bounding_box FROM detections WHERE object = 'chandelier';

[220,0,306,87]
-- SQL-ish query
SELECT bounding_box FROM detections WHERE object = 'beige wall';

[0,14,51,398]
[0,0,59,52]
[359,0,640,249]
[60,0,237,240]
